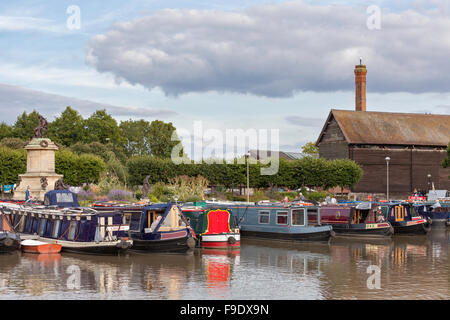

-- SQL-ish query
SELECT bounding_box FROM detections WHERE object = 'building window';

[292,209,305,226]
[258,211,270,224]
[276,211,288,225]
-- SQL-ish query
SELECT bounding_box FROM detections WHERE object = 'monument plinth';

[13,113,64,201]
[13,138,63,201]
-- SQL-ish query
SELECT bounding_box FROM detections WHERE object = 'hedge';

[126,156,363,190]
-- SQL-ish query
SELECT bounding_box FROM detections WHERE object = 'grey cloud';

[86,1,450,97]
[285,115,324,127]
[0,83,176,123]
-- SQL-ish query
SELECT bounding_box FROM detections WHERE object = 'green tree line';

[127,156,363,190]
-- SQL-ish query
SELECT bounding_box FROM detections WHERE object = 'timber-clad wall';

[317,115,450,193]
[350,147,450,193]
[318,118,348,160]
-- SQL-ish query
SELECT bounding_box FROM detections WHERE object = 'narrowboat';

[413,201,450,227]
[207,201,334,242]
[379,202,431,235]
[0,208,21,253]
[320,202,393,238]
[182,205,240,249]
[105,203,196,253]
[1,193,133,255]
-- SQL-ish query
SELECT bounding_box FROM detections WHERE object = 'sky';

[1,0,450,159]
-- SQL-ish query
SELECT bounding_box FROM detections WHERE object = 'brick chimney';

[354,61,367,111]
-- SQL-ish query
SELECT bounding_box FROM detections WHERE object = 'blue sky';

[1,0,449,158]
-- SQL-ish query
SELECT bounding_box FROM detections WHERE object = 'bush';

[55,149,106,186]
[107,189,133,201]
[76,190,95,201]
[306,191,329,202]
[0,147,26,186]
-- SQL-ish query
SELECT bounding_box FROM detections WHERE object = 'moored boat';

[97,203,196,253]
[182,205,240,249]
[320,202,393,238]
[413,201,450,227]
[1,193,133,255]
[207,201,334,242]
[21,239,61,254]
[379,202,431,235]
[0,208,21,253]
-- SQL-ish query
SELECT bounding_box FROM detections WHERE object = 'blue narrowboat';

[207,201,334,242]
[1,190,133,255]
[413,201,450,227]
[110,203,196,253]
[320,203,393,238]
[379,202,431,235]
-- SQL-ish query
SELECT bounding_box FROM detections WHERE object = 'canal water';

[0,228,448,300]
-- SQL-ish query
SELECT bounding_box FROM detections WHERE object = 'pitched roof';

[317,109,450,147]
[249,150,312,160]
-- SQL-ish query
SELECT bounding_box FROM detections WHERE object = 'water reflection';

[0,229,447,299]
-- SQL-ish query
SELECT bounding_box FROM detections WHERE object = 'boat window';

[53,220,61,238]
[307,209,320,226]
[258,211,270,224]
[130,213,142,231]
[56,192,74,203]
[68,221,77,240]
[123,213,132,225]
[276,211,288,225]
[39,219,47,236]
[18,216,26,232]
[292,209,305,226]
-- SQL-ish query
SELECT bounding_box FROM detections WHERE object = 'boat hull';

[331,223,393,238]
[22,243,62,254]
[201,233,240,249]
[131,235,196,253]
[19,236,132,255]
[240,229,332,242]
[392,220,431,235]
[0,232,21,253]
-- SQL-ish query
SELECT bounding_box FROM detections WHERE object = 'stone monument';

[13,114,63,201]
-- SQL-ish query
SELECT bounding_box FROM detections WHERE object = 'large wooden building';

[316,63,450,195]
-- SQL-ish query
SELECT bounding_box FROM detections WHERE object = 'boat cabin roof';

[44,190,80,208]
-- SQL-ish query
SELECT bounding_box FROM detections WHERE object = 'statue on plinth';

[33,114,48,139]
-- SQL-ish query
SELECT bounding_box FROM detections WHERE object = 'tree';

[120,119,151,156]
[148,120,183,158]
[0,122,12,140]
[0,137,26,149]
[84,109,124,145]
[48,106,86,146]
[12,110,40,140]
[301,142,319,157]
[0,147,26,186]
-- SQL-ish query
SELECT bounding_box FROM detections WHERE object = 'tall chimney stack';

[354,60,367,111]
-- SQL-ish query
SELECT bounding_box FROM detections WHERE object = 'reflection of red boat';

[21,240,62,254]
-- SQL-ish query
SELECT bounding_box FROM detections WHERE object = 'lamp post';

[245,152,250,203]
[427,174,431,192]
[385,156,390,202]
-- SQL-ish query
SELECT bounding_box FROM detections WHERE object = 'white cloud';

[86,0,450,97]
